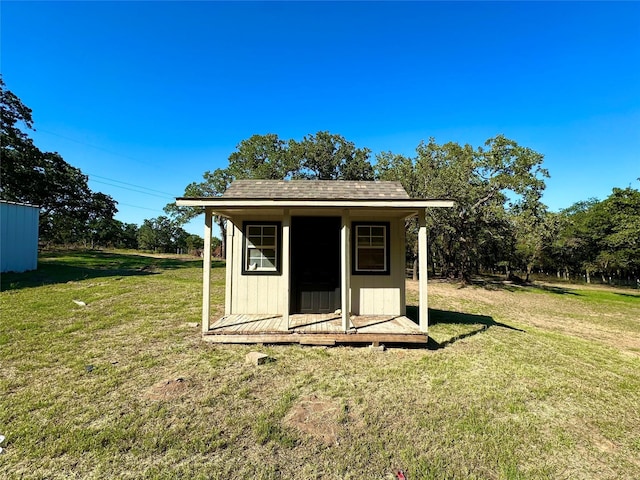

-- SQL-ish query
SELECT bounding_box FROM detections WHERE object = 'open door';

[290,216,341,314]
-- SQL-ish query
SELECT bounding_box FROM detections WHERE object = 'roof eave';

[175,198,455,209]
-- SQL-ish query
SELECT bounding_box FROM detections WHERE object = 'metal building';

[1,201,39,273]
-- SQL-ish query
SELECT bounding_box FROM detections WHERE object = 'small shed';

[1,200,40,273]
[177,180,453,345]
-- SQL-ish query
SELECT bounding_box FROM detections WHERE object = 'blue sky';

[2,1,639,236]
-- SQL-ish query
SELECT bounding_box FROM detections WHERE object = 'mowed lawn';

[1,251,639,479]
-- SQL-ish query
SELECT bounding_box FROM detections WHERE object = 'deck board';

[203,313,426,345]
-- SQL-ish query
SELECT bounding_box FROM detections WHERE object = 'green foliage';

[377,135,548,280]
[166,131,375,256]
[1,76,118,246]
[137,216,188,253]
[547,187,640,283]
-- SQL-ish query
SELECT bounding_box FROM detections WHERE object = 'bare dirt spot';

[284,395,343,446]
[143,377,192,401]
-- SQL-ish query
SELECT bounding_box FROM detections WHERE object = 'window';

[353,222,390,274]
[243,222,281,275]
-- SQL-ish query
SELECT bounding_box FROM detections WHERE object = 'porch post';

[282,209,291,329]
[418,208,428,333]
[202,207,213,334]
[341,209,351,331]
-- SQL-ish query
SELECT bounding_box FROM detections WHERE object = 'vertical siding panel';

[1,202,39,273]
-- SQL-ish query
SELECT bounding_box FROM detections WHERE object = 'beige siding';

[229,214,407,316]
[350,217,406,315]
[230,216,285,315]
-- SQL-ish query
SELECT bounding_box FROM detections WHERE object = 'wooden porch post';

[341,209,351,331]
[282,209,291,329]
[418,208,428,333]
[202,207,213,334]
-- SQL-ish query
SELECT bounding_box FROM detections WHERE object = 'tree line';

[167,132,639,286]
[3,77,638,284]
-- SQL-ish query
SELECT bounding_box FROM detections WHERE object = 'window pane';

[263,226,276,236]
[261,256,275,269]
[357,236,370,246]
[248,226,261,236]
[262,235,275,246]
[358,248,385,270]
[371,236,385,246]
[371,226,385,237]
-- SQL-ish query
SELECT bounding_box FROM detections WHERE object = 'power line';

[87,173,177,197]
[37,128,155,167]
[37,129,187,199]
[90,179,175,199]
[117,202,166,213]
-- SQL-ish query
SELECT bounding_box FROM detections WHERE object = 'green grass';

[1,251,639,479]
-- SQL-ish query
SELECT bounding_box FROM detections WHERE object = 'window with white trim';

[353,223,390,274]
[243,222,281,274]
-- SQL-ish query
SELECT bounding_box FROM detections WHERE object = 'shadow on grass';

[1,250,224,291]
[467,277,581,296]
[405,306,525,350]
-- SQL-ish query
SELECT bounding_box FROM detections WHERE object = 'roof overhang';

[176,197,455,218]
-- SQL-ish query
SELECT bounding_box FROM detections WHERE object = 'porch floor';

[203,313,427,345]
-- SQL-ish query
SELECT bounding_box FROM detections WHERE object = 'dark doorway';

[291,216,341,314]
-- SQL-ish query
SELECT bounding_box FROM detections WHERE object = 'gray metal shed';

[1,201,40,273]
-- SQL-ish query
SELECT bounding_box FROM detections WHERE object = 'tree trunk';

[216,216,227,259]
[412,257,418,281]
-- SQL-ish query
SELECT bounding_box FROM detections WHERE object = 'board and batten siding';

[1,201,39,273]
[229,216,285,315]
[228,214,406,317]
[350,217,406,316]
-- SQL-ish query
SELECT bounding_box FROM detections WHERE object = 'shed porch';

[203,313,427,345]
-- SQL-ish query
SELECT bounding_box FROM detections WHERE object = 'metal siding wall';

[1,202,39,273]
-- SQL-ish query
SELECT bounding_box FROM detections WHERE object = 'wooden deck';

[203,313,427,345]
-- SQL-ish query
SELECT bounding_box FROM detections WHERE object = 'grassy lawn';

[1,251,639,479]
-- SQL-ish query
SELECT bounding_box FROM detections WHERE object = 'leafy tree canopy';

[1,76,118,245]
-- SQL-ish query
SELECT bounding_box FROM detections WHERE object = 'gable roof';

[222,180,410,200]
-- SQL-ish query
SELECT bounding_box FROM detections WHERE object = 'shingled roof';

[222,180,410,200]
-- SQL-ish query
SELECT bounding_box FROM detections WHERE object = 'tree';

[166,131,375,255]
[1,76,118,245]
[377,135,548,282]
[138,216,188,253]
[510,205,549,282]
[290,131,374,180]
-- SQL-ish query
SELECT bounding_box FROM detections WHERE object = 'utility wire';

[90,179,175,199]
[87,173,177,197]
[37,128,155,167]
[117,202,167,213]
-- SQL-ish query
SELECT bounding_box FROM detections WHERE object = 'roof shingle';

[222,180,410,200]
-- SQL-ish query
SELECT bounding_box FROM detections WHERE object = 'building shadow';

[469,277,581,296]
[404,306,525,350]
